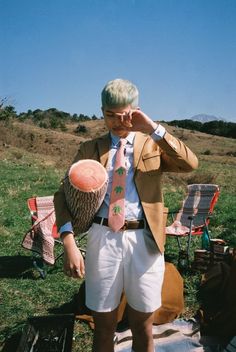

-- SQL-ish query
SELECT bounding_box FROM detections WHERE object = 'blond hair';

[101,78,139,109]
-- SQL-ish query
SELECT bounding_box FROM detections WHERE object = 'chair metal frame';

[166,184,220,265]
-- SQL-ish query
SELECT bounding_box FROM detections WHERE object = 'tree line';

[0,103,102,131]
[166,119,236,139]
[0,101,235,138]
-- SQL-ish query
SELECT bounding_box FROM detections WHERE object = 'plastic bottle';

[201,227,210,250]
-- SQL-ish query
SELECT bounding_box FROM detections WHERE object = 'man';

[54,78,198,352]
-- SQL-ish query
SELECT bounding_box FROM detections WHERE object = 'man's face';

[102,105,132,138]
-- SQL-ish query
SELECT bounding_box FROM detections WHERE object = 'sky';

[0,0,236,122]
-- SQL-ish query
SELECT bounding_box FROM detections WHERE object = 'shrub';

[59,122,67,131]
[203,150,211,155]
[226,151,236,157]
[39,121,48,128]
[49,117,59,129]
[74,124,88,133]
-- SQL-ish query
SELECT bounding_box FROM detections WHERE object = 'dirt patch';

[1,119,235,171]
[0,120,91,167]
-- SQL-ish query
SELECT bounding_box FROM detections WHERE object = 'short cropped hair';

[101,79,139,109]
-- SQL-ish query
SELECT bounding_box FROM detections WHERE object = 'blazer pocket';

[142,151,161,172]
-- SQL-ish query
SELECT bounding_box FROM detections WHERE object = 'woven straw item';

[64,159,108,234]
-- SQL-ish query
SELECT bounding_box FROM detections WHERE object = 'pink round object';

[64,159,108,234]
[69,159,107,192]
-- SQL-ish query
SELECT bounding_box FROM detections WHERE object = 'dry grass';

[0,120,235,351]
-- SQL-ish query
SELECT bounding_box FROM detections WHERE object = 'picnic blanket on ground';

[22,196,55,265]
[114,319,225,352]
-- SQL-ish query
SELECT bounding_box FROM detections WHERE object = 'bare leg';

[127,304,154,352]
[92,308,118,352]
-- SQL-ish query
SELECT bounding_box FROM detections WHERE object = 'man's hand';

[120,109,158,134]
[62,232,85,279]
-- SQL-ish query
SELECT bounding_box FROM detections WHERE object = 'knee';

[131,321,153,338]
[92,309,118,337]
[93,322,116,349]
[129,315,153,339]
[94,321,117,336]
[127,305,154,338]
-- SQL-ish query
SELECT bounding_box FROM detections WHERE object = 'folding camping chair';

[22,196,87,278]
[165,184,220,266]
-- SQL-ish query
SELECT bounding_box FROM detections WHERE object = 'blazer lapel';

[97,133,110,168]
[133,132,148,168]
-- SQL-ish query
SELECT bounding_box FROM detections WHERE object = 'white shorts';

[85,223,165,313]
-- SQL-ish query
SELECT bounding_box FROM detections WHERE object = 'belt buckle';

[121,221,128,231]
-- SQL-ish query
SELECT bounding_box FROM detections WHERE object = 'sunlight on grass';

[0,225,11,236]
[0,150,235,350]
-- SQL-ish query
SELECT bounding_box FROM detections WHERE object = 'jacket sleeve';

[157,131,199,172]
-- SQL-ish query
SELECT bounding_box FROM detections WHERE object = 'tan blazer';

[54,130,198,253]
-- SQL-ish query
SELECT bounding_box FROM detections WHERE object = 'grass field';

[0,146,236,351]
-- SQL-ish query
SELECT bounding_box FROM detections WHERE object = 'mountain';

[189,114,226,123]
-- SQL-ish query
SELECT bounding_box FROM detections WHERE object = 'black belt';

[93,216,146,231]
